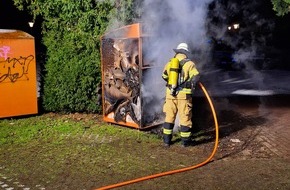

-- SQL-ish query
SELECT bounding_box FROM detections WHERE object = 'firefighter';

[162,43,200,147]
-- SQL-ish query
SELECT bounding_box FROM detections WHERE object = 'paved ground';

[221,95,290,159]
[255,103,290,158]
[201,69,290,161]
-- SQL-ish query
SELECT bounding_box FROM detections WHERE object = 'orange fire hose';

[95,82,219,190]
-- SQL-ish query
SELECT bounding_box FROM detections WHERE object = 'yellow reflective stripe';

[163,128,173,135]
[180,88,192,94]
[162,73,169,79]
[189,68,199,78]
[166,88,191,94]
[180,132,191,138]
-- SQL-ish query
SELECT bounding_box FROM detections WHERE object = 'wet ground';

[198,95,290,159]
[197,69,290,97]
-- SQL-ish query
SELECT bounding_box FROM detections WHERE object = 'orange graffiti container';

[0,29,38,118]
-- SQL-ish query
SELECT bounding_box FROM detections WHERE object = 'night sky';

[272,14,290,49]
[0,0,32,33]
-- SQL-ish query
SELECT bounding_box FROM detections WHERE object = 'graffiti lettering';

[0,55,34,83]
[0,46,10,60]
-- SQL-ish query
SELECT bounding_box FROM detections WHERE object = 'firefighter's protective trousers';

[163,98,192,127]
[163,96,193,144]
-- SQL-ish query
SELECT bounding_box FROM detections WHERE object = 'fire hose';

[95,82,219,190]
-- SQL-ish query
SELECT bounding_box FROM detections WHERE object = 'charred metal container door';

[101,23,164,129]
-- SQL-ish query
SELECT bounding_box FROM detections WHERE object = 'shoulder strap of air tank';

[179,58,190,67]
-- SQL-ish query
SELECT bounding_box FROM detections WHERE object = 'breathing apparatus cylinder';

[168,57,180,96]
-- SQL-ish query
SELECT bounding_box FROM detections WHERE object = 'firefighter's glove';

[191,75,200,91]
[170,88,177,96]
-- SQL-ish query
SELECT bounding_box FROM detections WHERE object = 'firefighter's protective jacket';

[162,53,199,99]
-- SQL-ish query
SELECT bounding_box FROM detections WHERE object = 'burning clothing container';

[0,30,38,118]
[101,23,164,129]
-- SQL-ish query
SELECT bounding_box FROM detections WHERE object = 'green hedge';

[13,0,137,113]
[271,0,290,16]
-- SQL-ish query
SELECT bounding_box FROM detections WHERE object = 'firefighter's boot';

[163,122,174,147]
[180,125,192,147]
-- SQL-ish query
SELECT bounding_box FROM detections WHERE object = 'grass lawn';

[0,113,213,190]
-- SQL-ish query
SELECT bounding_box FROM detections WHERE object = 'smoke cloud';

[208,0,275,67]
[103,0,278,127]
[140,0,213,66]
[138,0,278,125]
[139,0,213,125]
[206,0,277,98]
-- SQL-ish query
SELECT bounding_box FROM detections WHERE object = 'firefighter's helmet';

[176,43,189,52]
[173,43,189,55]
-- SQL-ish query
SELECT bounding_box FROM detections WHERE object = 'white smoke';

[139,0,214,125]
[103,0,277,126]
[140,0,213,66]
[208,0,275,68]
